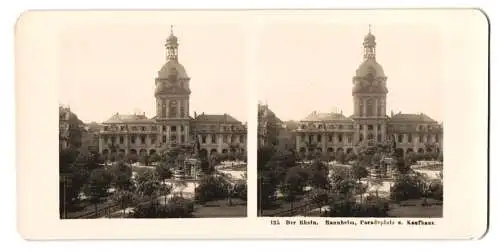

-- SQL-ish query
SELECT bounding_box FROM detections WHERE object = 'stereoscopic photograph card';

[16,9,488,240]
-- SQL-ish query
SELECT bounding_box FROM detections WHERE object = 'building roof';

[103,113,154,124]
[302,111,352,122]
[389,113,437,123]
[194,113,241,124]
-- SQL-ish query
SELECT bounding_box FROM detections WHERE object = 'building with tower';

[97,27,247,160]
[293,27,443,158]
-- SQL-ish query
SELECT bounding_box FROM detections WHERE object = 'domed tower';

[352,26,389,147]
[154,26,192,148]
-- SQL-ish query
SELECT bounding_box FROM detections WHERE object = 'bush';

[195,175,230,203]
[390,174,425,202]
[131,196,194,218]
[233,181,247,201]
[428,181,443,201]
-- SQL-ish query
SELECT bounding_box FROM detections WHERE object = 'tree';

[85,168,114,216]
[335,151,345,164]
[112,189,136,217]
[234,179,247,201]
[309,188,330,212]
[139,154,150,166]
[195,175,230,203]
[279,166,309,203]
[155,163,173,182]
[345,152,357,163]
[149,152,161,163]
[309,160,330,189]
[390,173,426,202]
[352,162,369,182]
[135,170,162,206]
[109,161,134,190]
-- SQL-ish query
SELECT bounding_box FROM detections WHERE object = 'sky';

[256,23,444,122]
[57,10,486,125]
[59,22,247,123]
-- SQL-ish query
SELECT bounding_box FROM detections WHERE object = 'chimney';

[194,111,197,118]
[390,110,394,117]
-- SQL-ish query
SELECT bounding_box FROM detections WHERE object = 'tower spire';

[363,25,376,60]
[165,25,179,62]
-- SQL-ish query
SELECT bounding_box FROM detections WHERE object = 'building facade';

[98,27,247,159]
[294,29,443,158]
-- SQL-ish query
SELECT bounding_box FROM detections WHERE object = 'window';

[152,126,157,131]
[111,136,116,144]
[436,136,439,143]
[104,126,108,131]
[419,135,423,143]
[169,100,177,118]
[368,125,374,130]
[140,135,146,144]
[162,136,167,143]
[162,125,166,131]
[120,126,125,131]
[377,134,381,142]
[301,134,306,142]
[231,135,237,143]
[171,126,177,132]
[151,136,156,144]
[328,134,333,142]
[161,101,167,118]
[359,125,363,130]
[318,124,323,129]
[132,126,137,131]
[181,125,184,132]
[201,135,207,144]
[181,135,185,143]
[212,134,217,143]
[131,136,136,144]
[308,135,314,143]
[337,133,343,143]
[170,135,176,142]
[240,135,245,143]
[180,106,185,118]
[367,99,373,116]
[140,126,145,131]
[359,133,364,142]
[377,124,381,131]
[339,125,343,130]
[317,134,322,142]
[119,136,124,144]
[408,133,413,143]
[348,125,353,129]
[347,135,353,143]
[398,134,403,143]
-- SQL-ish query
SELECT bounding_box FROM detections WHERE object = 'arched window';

[169,100,177,118]
[366,98,373,116]
[161,102,167,118]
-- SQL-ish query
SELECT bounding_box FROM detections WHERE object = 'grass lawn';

[192,198,247,218]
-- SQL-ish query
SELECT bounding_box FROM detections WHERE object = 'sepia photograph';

[257,23,444,217]
[59,22,248,219]
[16,9,487,240]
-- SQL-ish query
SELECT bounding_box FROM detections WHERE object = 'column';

[381,124,386,143]
[217,134,223,153]
[177,99,181,118]
[98,135,103,153]
[125,134,129,155]
[375,98,379,117]
[165,99,169,118]
[296,135,301,152]
[363,124,368,144]
[177,126,181,144]
[184,99,189,118]
[363,98,367,116]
